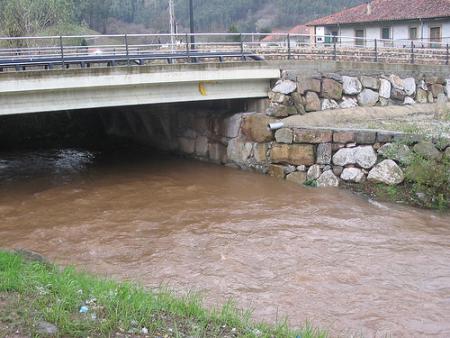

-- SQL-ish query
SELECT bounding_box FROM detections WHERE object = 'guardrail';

[0,32,449,71]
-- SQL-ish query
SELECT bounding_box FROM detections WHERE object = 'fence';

[0,32,449,71]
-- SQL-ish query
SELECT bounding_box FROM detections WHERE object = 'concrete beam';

[0,62,280,115]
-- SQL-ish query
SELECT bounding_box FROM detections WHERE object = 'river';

[1,145,449,337]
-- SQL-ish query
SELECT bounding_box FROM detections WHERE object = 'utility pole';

[169,0,175,53]
[189,0,195,49]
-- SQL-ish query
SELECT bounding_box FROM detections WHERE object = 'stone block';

[293,129,333,144]
[321,78,343,100]
[355,130,377,144]
[209,143,227,163]
[268,164,286,179]
[275,128,294,144]
[333,131,355,143]
[271,144,315,166]
[431,84,444,98]
[241,114,274,143]
[316,143,332,164]
[179,137,195,154]
[297,78,321,94]
[195,136,209,157]
[377,131,397,143]
[305,91,321,112]
[286,171,307,185]
[227,139,253,163]
[360,76,379,90]
[222,113,243,138]
[254,143,269,163]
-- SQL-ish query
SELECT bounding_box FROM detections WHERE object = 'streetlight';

[189,0,195,49]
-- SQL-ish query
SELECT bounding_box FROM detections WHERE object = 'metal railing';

[0,32,449,71]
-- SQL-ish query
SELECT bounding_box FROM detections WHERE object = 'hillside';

[0,0,366,37]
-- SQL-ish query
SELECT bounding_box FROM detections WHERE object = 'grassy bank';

[0,251,326,337]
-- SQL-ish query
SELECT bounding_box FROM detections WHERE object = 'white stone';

[404,97,415,105]
[227,139,252,163]
[195,136,209,157]
[357,89,379,107]
[368,160,405,185]
[297,165,306,172]
[389,74,405,90]
[321,98,339,110]
[378,143,412,164]
[272,80,297,95]
[340,168,365,183]
[379,79,392,99]
[403,78,416,96]
[317,170,340,187]
[307,164,322,180]
[339,96,358,109]
[419,80,428,91]
[333,146,377,169]
[342,76,363,95]
[223,113,243,138]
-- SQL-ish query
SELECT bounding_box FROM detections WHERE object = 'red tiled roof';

[261,25,310,42]
[307,0,450,26]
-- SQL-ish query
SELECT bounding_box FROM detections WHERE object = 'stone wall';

[266,72,450,118]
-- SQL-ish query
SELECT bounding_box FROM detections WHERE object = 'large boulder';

[360,76,379,90]
[307,164,322,180]
[340,168,365,183]
[368,160,405,185]
[305,91,321,112]
[342,76,363,95]
[317,170,340,187]
[378,143,412,164]
[379,79,392,99]
[389,74,405,90]
[286,171,307,185]
[357,89,379,107]
[415,88,428,104]
[321,99,339,110]
[297,78,321,94]
[333,146,377,169]
[272,79,297,95]
[321,78,343,100]
[403,78,416,96]
[340,96,358,109]
[241,114,274,142]
[413,141,443,161]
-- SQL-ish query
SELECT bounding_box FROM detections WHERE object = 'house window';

[355,29,365,46]
[409,27,418,40]
[382,27,391,40]
[332,30,338,43]
[430,27,441,43]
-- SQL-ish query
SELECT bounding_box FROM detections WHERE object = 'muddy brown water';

[1,147,450,337]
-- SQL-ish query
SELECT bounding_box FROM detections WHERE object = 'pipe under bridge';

[0,62,280,116]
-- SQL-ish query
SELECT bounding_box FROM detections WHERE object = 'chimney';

[367,1,372,15]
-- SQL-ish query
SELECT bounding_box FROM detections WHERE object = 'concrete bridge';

[0,62,279,115]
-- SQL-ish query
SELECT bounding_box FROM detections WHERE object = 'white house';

[307,0,450,47]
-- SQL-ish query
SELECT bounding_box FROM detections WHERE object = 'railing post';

[333,41,337,61]
[186,33,190,63]
[240,33,244,60]
[59,36,65,69]
[446,44,449,65]
[287,34,291,60]
[410,41,415,64]
[125,34,130,66]
[374,39,378,62]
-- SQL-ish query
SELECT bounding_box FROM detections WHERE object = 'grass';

[0,250,327,338]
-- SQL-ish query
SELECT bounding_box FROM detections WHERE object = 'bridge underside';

[0,62,279,116]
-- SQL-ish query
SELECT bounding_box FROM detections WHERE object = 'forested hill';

[0,0,365,37]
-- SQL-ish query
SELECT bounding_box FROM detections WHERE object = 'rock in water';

[368,160,404,185]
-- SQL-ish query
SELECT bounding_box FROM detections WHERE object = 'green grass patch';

[0,250,326,337]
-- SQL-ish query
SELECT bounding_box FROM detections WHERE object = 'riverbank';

[0,250,326,338]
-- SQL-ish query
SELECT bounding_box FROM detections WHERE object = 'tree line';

[0,0,365,37]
